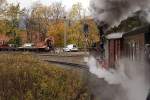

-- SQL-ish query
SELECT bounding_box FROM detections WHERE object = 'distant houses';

[0,34,10,46]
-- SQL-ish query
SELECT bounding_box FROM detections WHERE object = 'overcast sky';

[7,0,90,10]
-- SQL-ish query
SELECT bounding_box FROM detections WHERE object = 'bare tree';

[26,2,66,42]
[30,3,49,41]
[0,0,6,8]
[69,3,83,21]
[0,0,7,16]
[50,2,65,22]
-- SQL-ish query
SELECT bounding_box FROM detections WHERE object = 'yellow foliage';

[0,53,90,100]
[47,21,65,46]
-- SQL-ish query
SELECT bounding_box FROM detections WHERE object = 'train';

[91,24,150,68]
[0,36,55,52]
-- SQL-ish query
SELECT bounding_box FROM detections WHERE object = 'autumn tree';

[47,2,66,46]
[28,3,46,42]
[3,3,25,46]
[108,11,147,34]
[69,3,82,21]
[26,2,66,44]
[67,3,99,48]
[6,4,24,34]
[0,1,98,47]
[0,0,7,34]
[67,3,83,47]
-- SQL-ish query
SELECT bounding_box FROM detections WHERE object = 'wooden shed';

[106,33,124,68]
[123,25,150,60]
[106,25,150,68]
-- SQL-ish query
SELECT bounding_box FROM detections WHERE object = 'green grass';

[0,53,90,100]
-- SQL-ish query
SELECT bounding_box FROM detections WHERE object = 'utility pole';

[64,16,67,47]
[83,11,89,55]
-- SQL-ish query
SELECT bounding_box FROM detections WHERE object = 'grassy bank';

[0,53,90,100]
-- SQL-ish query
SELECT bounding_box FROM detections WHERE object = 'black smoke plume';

[90,0,150,29]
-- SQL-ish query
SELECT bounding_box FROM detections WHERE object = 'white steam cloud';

[87,56,150,100]
[90,0,150,27]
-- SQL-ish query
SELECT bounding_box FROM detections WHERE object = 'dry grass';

[0,52,90,100]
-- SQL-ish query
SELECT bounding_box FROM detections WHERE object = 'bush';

[0,53,90,100]
[8,36,22,47]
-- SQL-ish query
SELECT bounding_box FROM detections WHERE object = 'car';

[18,43,35,49]
[23,43,35,48]
[8,44,16,47]
[63,44,78,52]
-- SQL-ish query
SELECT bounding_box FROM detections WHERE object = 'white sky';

[7,0,90,10]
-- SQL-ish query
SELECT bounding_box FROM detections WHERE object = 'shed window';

[145,32,150,44]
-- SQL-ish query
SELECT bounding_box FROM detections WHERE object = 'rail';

[44,60,89,70]
[0,47,50,52]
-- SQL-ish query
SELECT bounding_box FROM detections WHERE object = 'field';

[0,53,90,100]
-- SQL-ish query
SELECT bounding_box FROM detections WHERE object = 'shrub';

[0,53,90,100]
[8,36,22,47]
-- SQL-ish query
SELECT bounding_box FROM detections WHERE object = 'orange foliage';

[48,21,64,46]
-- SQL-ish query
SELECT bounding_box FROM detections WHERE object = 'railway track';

[44,60,89,70]
[36,52,89,70]
[0,47,49,52]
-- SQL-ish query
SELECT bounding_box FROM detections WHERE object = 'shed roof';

[124,25,150,37]
[106,24,150,40]
[106,32,125,39]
